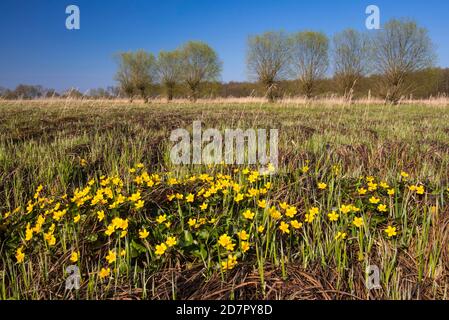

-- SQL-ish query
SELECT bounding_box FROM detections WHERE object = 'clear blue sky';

[1,0,448,92]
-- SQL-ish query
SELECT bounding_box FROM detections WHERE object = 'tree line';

[1,18,444,104]
[113,18,436,104]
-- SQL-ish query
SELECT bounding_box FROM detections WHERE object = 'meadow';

[0,99,448,300]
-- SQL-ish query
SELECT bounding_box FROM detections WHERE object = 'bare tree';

[130,50,157,103]
[115,51,157,103]
[115,52,136,102]
[372,19,435,104]
[180,41,222,102]
[290,31,329,99]
[247,31,290,102]
[157,50,183,101]
[333,29,370,101]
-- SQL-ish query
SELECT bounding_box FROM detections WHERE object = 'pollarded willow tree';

[157,50,183,101]
[290,31,329,99]
[115,50,157,103]
[333,29,371,101]
[130,50,157,103]
[372,19,435,104]
[247,31,290,102]
[115,52,135,102]
[180,41,222,102]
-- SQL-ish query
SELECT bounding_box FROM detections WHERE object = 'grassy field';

[0,100,448,300]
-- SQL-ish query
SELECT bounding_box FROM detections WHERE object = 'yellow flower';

[25,224,33,241]
[44,232,56,246]
[200,202,208,210]
[279,202,289,210]
[218,234,233,249]
[335,231,347,241]
[221,254,238,271]
[304,213,316,223]
[368,182,378,191]
[285,206,297,218]
[129,191,141,202]
[339,205,352,214]
[237,230,249,240]
[186,193,194,203]
[99,267,110,279]
[369,196,380,204]
[257,226,265,233]
[269,206,282,220]
[139,228,149,239]
[188,218,197,227]
[327,211,339,222]
[353,217,364,228]
[358,188,367,195]
[318,182,327,190]
[380,182,390,189]
[16,247,25,263]
[257,199,267,208]
[279,221,290,234]
[73,214,81,223]
[234,193,244,203]
[167,194,175,201]
[156,214,167,224]
[400,171,409,179]
[175,193,183,200]
[309,207,319,215]
[385,226,397,238]
[135,200,145,209]
[106,250,116,264]
[290,220,303,229]
[301,165,309,173]
[105,224,115,236]
[242,210,255,220]
[166,236,177,247]
[97,210,105,222]
[241,241,250,253]
[155,243,167,256]
[377,204,388,212]
[416,185,425,195]
[387,189,395,196]
[70,251,79,263]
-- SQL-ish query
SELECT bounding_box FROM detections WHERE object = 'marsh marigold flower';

[369,196,380,204]
[106,250,116,264]
[70,251,79,263]
[385,226,397,238]
[99,267,110,279]
[353,217,364,228]
[291,220,303,229]
[335,232,347,241]
[328,211,339,222]
[279,221,290,234]
[241,241,250,253]
[166,236,177,247]
[242,210,255,220]
[155,243,167,256]
[237,230,249,241]
[139,228,149,239]
[16,247,25,263]
[318,182,327,190]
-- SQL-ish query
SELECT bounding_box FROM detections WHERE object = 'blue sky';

[0,0,448,92]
